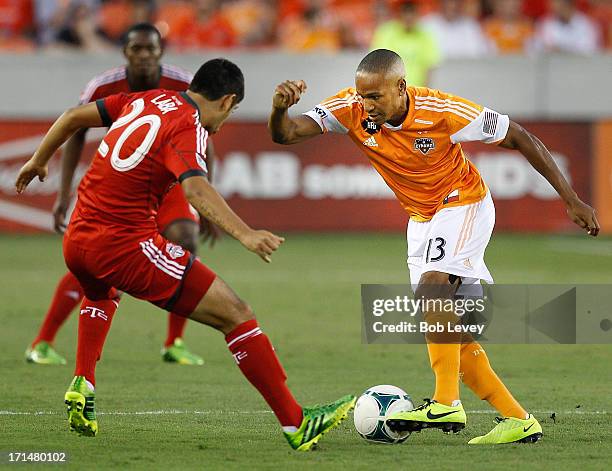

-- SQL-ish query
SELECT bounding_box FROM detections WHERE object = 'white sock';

[282,426,298,433]
[85,379,95,392]
[451,400,462,407]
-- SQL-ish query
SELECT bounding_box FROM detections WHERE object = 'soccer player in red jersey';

[15,59,355,450]
[26,23,215,366]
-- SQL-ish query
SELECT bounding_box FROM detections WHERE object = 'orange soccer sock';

[427,342,461,406]
[459,342,527,419]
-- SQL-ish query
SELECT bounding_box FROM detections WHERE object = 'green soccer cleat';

[284,395,356,451]
[161,338,204,366]
[386,399,467,434]
[64,376,98,437]
[468,414,542,444]
[25,341,67,365]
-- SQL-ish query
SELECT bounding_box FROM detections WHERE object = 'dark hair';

[357,49,403,75]
[121,23,162,46]
[189,58,245,103]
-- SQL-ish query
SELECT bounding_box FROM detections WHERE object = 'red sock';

[74,297,119,386]
[226,320,303,427]
[165,313,188,347]
[32,271,84,347]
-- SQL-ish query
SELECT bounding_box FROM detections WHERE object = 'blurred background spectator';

[483,0,534,54]
[370,0,440,85]
[98,0,154,43]
[35,0,113,50]
[278,0,342,52]
[157,0,237,50]
[421,0,493,58]
[534,0,601,53]
[0,0,608,55]
[0,0,34,51]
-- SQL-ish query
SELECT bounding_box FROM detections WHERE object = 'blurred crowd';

[1,1,610,67]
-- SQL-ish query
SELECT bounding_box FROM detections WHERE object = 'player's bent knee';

[188,277,255,334]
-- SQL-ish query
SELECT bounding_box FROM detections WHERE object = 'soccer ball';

[353,384,414,444]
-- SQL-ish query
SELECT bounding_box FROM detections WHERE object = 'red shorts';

[63,233,216,316]
[156,184,200,233]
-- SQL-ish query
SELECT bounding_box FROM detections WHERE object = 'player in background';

[25,23,216,366]
[16,58,355,451]
[268,49,599,445]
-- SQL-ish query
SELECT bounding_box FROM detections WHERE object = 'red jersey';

[66,90,209,248]
[78,64,193,105]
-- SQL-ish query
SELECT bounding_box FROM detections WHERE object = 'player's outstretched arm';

[500,120,600,236]
[53,128,87,233]
[268,80,322,145]
[181,176,284,262]
[15,103,103,194]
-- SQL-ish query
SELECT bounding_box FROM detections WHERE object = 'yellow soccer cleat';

[64,376,98,437]
[284,395,356,451]
[385,399,467,434]
[468,414,542,444]
[161,338,204,366]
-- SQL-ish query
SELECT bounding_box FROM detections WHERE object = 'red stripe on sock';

[74,297,119,386]
[226,320,302,427]
[165,313,188,347]
[32,272,84,346]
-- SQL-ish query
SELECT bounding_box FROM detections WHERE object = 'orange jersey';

[304,86,509,221]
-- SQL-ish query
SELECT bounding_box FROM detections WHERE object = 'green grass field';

[1,233,611,470]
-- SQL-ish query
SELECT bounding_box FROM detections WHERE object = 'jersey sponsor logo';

[314,106,327,119]
[361,119,380,135]
[363,136,378,147]
[414,137,435,155]
[165,242,185,259]
[80,306,109,321]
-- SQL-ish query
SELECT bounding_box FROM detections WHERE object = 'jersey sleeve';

[79,76,101,104]
[441,92,510,145]
[165,121,209,182]
[303,88,360,134]
[95,93,132,127]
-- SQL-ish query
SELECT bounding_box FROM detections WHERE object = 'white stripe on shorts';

[140,240,185,280]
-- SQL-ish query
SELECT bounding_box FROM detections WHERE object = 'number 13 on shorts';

[406,193,496,286]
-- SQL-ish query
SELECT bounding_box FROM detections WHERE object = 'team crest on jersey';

[414,137,435,155]
[165,243,185,260]
[361,119,380,135]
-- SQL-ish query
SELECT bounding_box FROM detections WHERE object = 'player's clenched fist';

[566,199,600,237]
[241,229,285,263]
[272,80,307,110]
[15,160,48,194]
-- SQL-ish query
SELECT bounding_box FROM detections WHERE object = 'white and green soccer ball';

[353,384,414,444]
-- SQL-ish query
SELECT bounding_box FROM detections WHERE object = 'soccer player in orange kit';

[268,49,599,445]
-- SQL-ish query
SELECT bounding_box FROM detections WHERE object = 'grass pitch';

[1,233,611,470]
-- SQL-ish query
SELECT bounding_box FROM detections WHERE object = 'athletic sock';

[74,297,119,386]
[225,319,303,427]
[165,313,188,347]
[459,341,527,419]
[427,342,461,406]
[32,271,84,346]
